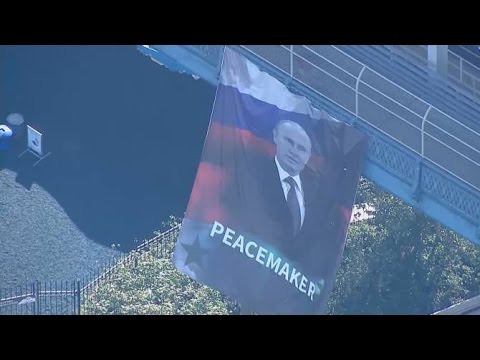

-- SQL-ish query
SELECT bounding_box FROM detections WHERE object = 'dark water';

[0,45,215,287]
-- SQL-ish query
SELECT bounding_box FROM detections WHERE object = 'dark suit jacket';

[224,155,342,281]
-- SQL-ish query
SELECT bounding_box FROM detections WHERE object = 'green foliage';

[87,178,480,315]
[84,253,240,315]
[328,177,480,314]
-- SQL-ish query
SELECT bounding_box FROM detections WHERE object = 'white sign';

[27,125,43,156]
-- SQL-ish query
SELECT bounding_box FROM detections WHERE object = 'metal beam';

[428,45,449,76]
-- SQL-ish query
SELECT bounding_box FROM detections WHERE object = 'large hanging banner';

[174,47,368,314]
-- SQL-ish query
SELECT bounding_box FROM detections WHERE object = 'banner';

[174,47,368,314]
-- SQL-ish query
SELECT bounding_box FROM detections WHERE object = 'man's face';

[273,121,312,176]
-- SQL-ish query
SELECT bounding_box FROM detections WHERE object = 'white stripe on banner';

[220,47,338,122]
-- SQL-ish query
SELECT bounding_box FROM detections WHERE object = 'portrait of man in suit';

[222,117,342,279]
[273,119,311,237]
[273,118,347,284]
[267,119,318,258]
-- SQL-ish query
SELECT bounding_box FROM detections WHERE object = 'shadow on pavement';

[0,45,215,251]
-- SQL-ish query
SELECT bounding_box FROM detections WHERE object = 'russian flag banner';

[174,47,368,314]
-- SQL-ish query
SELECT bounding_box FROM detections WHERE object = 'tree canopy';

[83,253,239,315]
[329,178,480,314]
[85,178,480,315]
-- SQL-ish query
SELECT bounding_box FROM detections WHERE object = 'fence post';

[34,280,40,315]
[76,280,81,315]
[32,282,36,315]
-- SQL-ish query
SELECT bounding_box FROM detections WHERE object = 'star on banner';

[181,235,209,269]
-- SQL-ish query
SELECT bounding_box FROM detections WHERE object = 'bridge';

[137,45,480,246]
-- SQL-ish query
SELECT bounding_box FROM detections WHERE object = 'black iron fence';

[0,224,180,315]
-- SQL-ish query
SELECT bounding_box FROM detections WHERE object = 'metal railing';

[238,45,480,194]
[0,281,80,315]
[397,45,480,99]
[337,45,480,133]
[81,224,180,295]
[0,224,181,315]
[81,224,180,314]
[448,49,480,98]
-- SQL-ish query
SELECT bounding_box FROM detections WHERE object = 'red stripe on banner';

[186,162,229,223]
[209,122,276,158]
[208,122,325,172]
